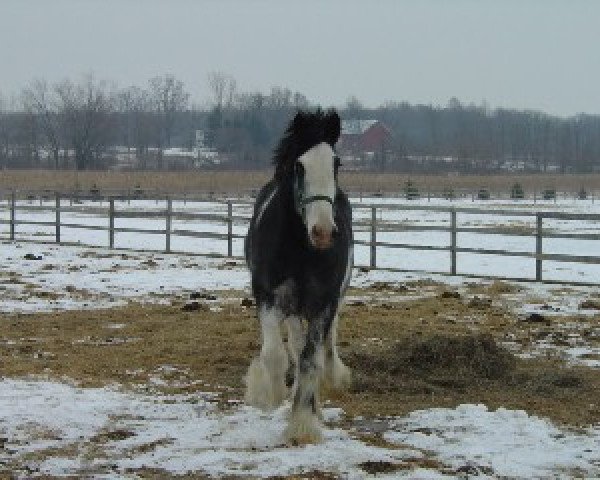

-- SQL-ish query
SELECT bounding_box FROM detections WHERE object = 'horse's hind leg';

[323,312,351,391]
[245,305,289,411]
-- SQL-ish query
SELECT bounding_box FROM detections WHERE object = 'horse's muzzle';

[310,224,334,249]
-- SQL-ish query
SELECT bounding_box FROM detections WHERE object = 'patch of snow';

[385,404,600,479]
[2,380,599,478]
[0,379,414,478]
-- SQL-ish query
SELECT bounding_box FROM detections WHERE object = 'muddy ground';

[1,281,599,478]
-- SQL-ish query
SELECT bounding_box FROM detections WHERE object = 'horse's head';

[275,108,341,250]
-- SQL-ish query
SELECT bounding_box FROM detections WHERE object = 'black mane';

[273,108,341,182]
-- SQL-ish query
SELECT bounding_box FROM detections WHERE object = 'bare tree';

[207,72,228,110]
[21,78,63,169]
[148,75,189,168]
[117,86,154,164]
[149,74,189,146]
[55,74,115,170]
[345,95,364,118]
[293,91,310,109]
[207,72,237,128]
[0,91,8,167]
[268,86,292,109]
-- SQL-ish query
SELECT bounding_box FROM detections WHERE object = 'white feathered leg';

[245,306,289,411]
[284,318,326,444]
[285,315,304,396]
[323,313,351,391]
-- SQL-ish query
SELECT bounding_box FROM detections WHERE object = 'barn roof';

[341,119,379,135]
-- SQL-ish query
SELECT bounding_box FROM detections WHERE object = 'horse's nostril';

[312,225,327,238]
[311,225,333,247]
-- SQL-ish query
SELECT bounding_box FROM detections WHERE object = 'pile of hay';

[348,333,517,394]
[404,333,516,379]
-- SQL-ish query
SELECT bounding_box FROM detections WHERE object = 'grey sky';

[1,0,599,116]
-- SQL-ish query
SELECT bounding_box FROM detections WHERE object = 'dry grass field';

[1,169,600,196]
[2,283,598,428]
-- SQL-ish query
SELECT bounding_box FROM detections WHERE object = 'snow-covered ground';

[1,379,599,479]
[1,196,600,478]
[1,239,599,319]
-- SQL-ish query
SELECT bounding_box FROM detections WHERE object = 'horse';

[244,108,353,444]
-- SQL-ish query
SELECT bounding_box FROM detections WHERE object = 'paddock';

[0,239,599,477]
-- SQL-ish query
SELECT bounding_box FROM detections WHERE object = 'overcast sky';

[1,0,598,116]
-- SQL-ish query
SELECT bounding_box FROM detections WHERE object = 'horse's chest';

[274,275,336,317]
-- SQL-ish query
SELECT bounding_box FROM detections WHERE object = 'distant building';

[337,119,393,170]
[339,119,392,154]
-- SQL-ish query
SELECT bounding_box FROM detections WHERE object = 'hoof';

[244,358,287,411]
[284,410,323,445]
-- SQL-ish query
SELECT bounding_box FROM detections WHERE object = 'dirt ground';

[1,282,599,434]
[1,169,600,196]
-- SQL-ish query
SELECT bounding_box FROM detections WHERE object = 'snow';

[1,380,598,478]
[0,241,249,313]
[0,379,415,478]
[385,404,600,479]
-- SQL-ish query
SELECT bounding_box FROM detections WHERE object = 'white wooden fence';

[2,192,600,286]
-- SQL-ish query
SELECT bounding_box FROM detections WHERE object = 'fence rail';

[2,192,600,286]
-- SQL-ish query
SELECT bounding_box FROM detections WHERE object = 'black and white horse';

[244,108,353,443]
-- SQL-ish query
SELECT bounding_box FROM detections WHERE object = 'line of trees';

[1,73,599,173]
[370,98,600,173]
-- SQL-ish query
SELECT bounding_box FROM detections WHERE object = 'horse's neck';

[259,179,305,241]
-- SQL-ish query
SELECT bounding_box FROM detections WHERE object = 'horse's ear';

[324,109,341,146]
[292,111,306,132]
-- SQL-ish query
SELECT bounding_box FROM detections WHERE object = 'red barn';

[339,120,392,154]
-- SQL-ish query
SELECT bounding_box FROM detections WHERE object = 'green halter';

[293,163,336,219]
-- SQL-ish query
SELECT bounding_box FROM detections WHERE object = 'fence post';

[370,206,377,268]
[165,197,172,253]
[536,213,543,281]
[227,200,233,257]
[109,199,115,249]
[55,193,61,243]
[450,209,457,275]
[10,191,16,241]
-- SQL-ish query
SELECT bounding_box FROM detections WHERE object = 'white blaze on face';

[298,142,336,249]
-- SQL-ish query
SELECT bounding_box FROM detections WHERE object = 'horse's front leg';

[284,312,326,444]
[284,315,304,395]
[323,311,351,391]
[245,305,289,411]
